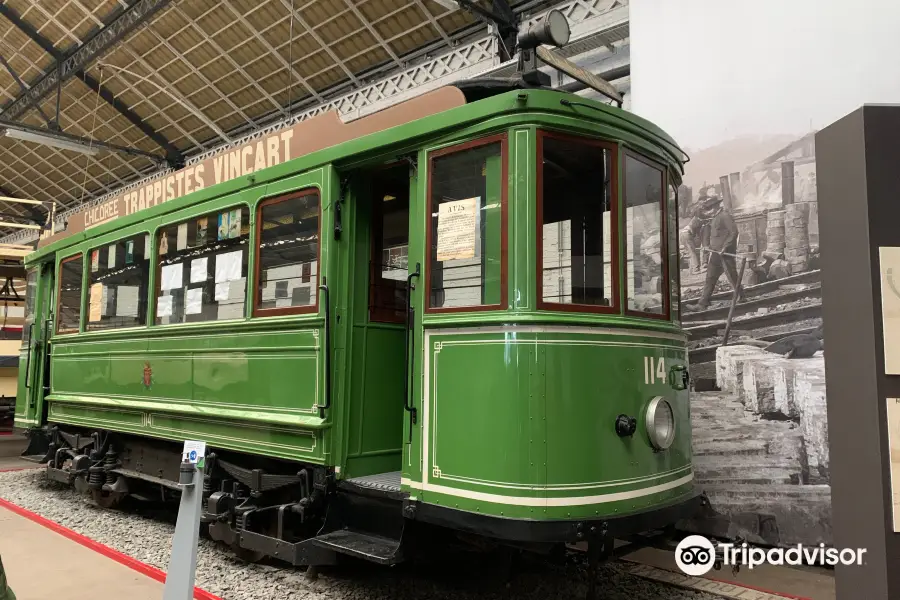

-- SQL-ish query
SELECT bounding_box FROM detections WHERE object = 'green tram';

[13,38,698,577]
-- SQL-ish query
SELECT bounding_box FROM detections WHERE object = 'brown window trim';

[252,188,322,318]
[56,253,83,335]
[622,149,670,321]
[425,133,509,314]
[535,129,620,315]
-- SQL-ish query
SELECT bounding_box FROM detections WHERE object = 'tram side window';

[255,190,320,315]
[57,255,83,334]
[428,138,505,311]
[624,153,667,316]
[156,207,250,325]
[538,133,615,309]
[86,234,150,331]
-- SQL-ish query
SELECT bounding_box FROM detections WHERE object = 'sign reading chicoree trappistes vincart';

[36,86,469,250]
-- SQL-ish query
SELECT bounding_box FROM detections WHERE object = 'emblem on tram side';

[143,362,153,390]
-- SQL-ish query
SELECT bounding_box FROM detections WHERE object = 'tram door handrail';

[318,279,331,419]
[404,263,421,440]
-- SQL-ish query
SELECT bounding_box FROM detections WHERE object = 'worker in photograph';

[680,202,704,274]
[697,193,743,309]
[0,554,14,600]
[680,199,714,274]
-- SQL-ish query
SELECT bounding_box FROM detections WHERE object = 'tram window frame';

[424,133,509,314]
[56,253,84,335]
[667,172,681,323]
[535,129,620,314]
[154,204,251,325]
[252,188,322,318]
[85,233,151,332]
[622,149,670,321]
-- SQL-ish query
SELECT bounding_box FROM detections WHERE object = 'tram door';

[16,259,54,427]
[345,162,411,477]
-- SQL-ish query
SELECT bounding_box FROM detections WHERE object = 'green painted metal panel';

[414,327,692,520]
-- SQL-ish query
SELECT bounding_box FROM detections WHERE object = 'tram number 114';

[643,356,666,385]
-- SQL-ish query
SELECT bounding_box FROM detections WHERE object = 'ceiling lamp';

[2,126,100,156]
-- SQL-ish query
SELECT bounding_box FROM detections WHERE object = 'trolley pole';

[162,441,206,600]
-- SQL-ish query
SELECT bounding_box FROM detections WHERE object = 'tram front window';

[428,137,506,311]
[624,153,667,316]
[537,132,615,310]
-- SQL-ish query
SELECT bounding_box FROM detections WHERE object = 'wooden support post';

[782,160,795,205]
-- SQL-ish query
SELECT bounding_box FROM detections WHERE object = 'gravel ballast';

[0,468,720,600]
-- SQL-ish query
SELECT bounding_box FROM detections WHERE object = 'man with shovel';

[697,193,743,310]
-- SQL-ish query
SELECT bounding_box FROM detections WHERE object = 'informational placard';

[887,398,900,532]
[107,244,117,269]
[88,283,103,322]
[182,440,206,465]
[160,263,183,291]
[879,247,900,374]
[190,257,208,284]
[185,288,203,315]
[116,285,139,318]
[214,282,230,301]
[436,197,478,261]
[215,250,242,283]
[157,295,173,318]
[177,223,188,251]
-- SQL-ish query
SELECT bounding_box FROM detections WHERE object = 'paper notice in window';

[89,283,102,322]
[157,295,173,318]
[116,285,139,318]
[436,197,478,261]
[215,250,242,283]
[107,244,117,269]
[185,288,203,315]
[214,282,230,301]
[160,263,182,291]
[190,257,208,284]
[177,223,188,251]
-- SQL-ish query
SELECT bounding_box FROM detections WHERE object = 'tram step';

[309,529,403,565]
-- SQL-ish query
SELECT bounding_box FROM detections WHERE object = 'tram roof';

[24,84,684,266]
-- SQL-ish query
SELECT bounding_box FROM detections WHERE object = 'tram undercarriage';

[30,424,703,578]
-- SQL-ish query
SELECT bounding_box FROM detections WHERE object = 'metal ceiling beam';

[0,54,53,127]
[0,0,183,167]
[0,0,173,122]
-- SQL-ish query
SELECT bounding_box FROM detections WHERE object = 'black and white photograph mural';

[631,0,900,547]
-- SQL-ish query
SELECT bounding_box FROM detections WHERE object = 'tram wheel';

[91,489,126,509]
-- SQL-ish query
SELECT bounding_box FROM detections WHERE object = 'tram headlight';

[645,396,675,451]
[517,9,571,50]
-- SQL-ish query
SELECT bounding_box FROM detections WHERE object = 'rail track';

[688,325,821,364]
[685,301,822,340]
